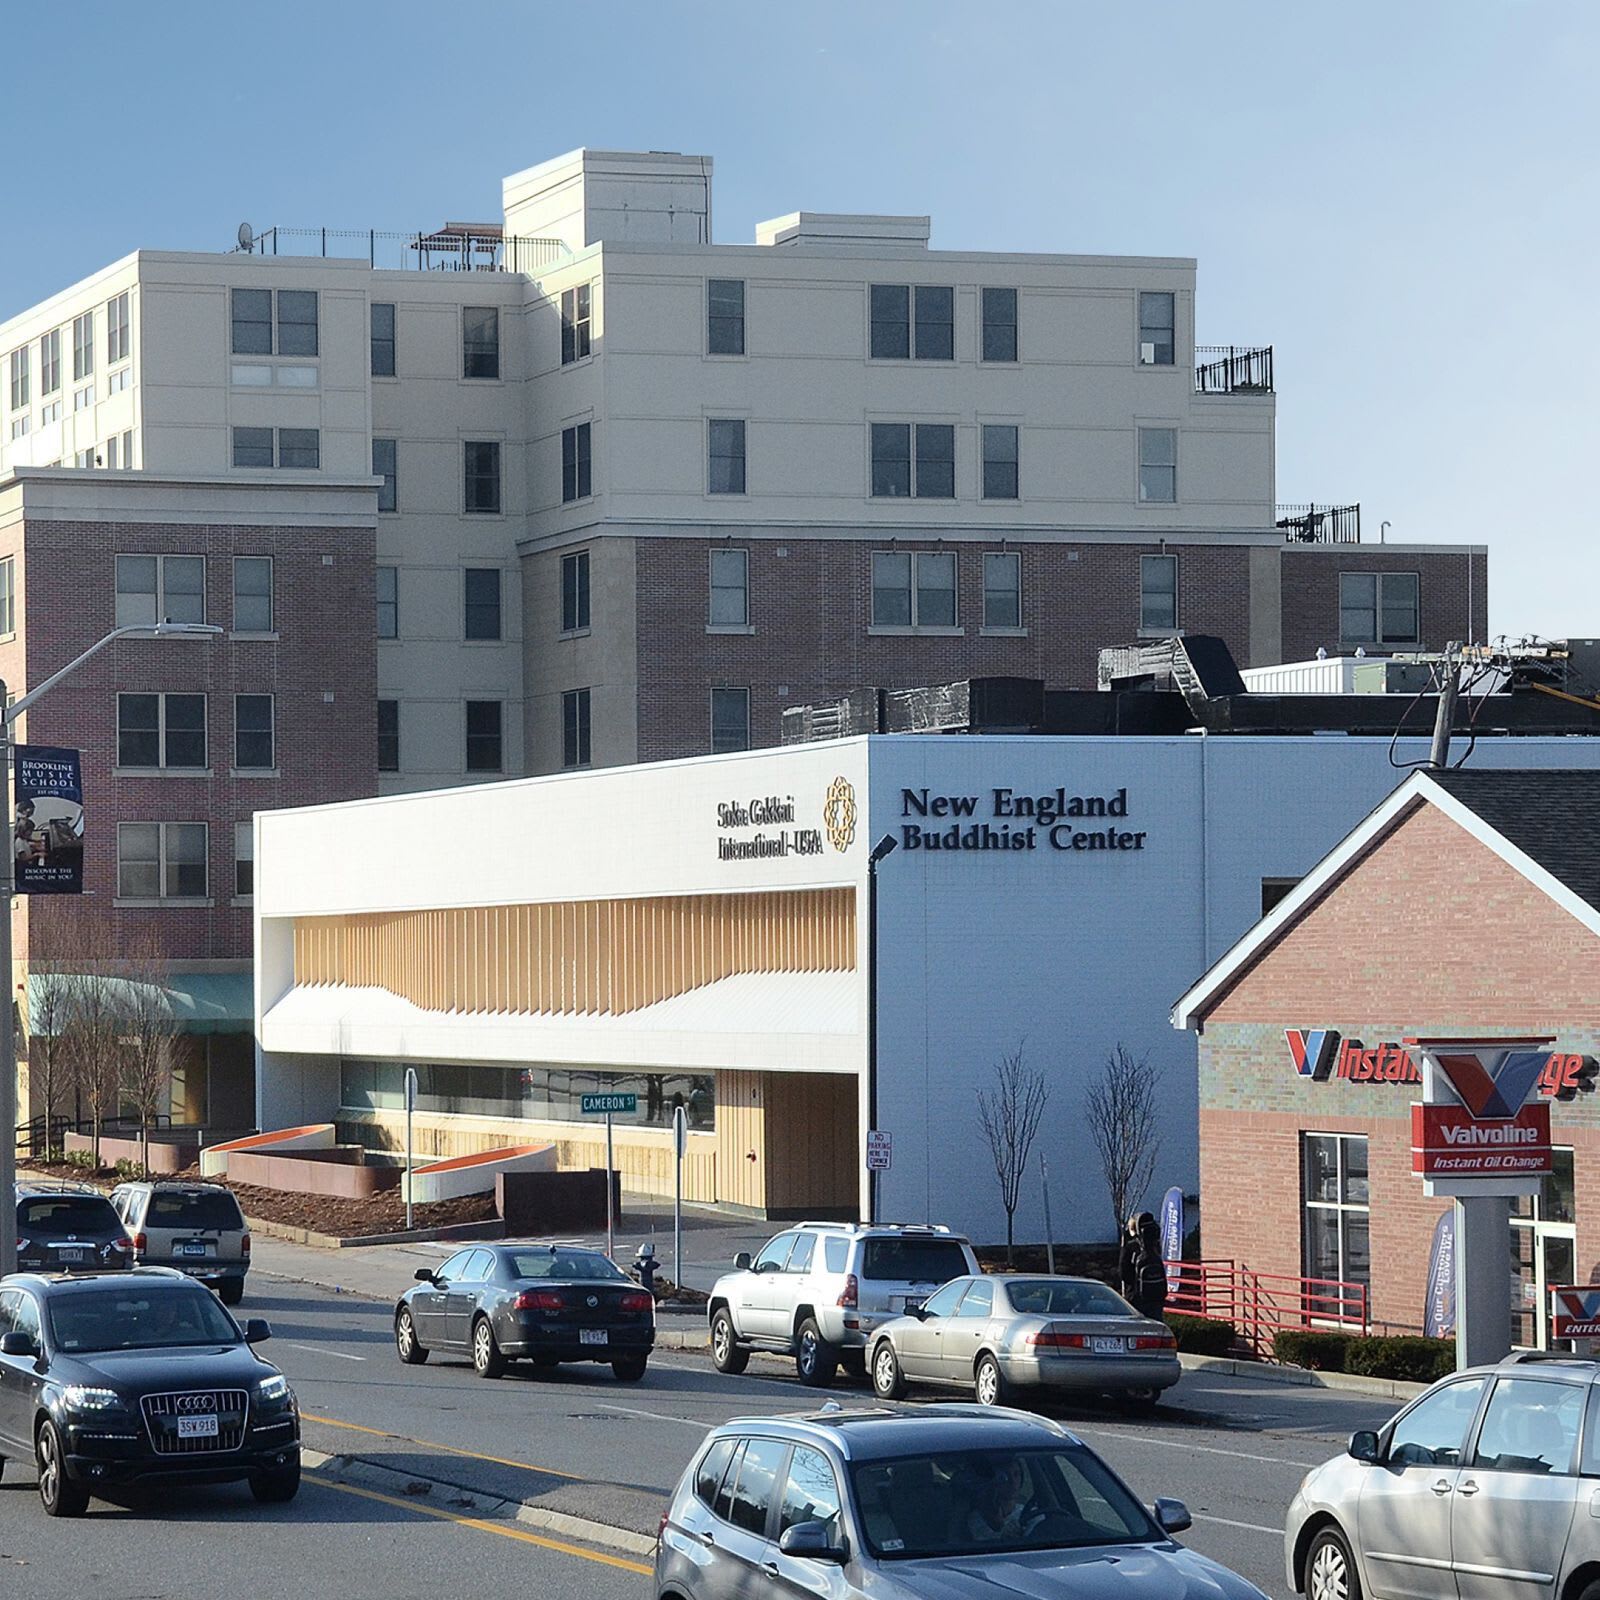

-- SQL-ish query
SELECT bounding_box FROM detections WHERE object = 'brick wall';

[12,514,376,965]
[633,537,1253,763]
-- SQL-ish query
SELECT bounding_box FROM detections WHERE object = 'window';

[8,347,28,411]
[958,1280,995,1317]
[118,693,206,769]
[0,557,15,634]
[370,302,395,377]
[1340,572,1420,646]
[1261,877,1301,916]
[707,278,745,355]
[560,284,592,364]
[108,366,132,394]
[1139,291,1175,365]
[465,701,502,772]
[1473,1378,1582,1474]
[870,283,954,360]
[115,554,204,627]
[1138,427,1177,502]
[562,423,592,502]
[982,424,1019,500]
[230,288,273,356]
[373,437,397,512]
[276,290,318,356]
[870,422,954,499]
[462,306,499,379]
[464,568,502,641]
[278,427,319,469]
[981,287,1018,362]
[871,550,956,629]
[562,688,591,769]
[232,427,274,468]
[727,1438,787,1536]
[1387,1379,1487,1469]
[377,700,399,772]
[464,440,502,513]
[823,1237,849,1273]
[786,1234,815,1274]
[695,1438,737,1511]
[234,694,274,770]
[776,1446,841,1539]
[983,552,1021,630]
[105,430,133,469]
[711,688,750,754]
[1302,1133,1370,1322]
[8,418,26,440]
[40,399,61,425]
[39,329,61,396]
[234,822,254,899]
[117,821,207,900]
[106,291,130,364]
[72,312,94,381]
[561,550,590,633]
[73,385,92,411]
[233,556,273,633]
[708,419,746,495]
[74,448,94,468]
[376,565,398,639]
[919,1280,969,1320]
[709,549,749,628]
[1140,554,1177,631]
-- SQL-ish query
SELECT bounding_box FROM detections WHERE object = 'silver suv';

[110,1181,250,1305]
[708,1223,980,1386]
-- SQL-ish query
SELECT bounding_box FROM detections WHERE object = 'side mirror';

[908,1305,929,1321]
[734,1252,753,1272]
[1348,1430,1381,1464]
[1153,1497,1191,1535]
[777,1521,849,1564]
[243,1318,272,1345]
[414,1267,436,1284]
[0,1331,38,1359]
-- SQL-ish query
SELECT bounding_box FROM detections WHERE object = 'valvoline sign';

[1552,1286,1600,1341]
[1286,1030,1595,1100]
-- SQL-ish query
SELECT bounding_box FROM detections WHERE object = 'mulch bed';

[974,1243,1121,1280]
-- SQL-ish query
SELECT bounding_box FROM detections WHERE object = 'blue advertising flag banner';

[1159,1186,1184,1291]
[1423,1208,1456,1338]
[13,746,85,895]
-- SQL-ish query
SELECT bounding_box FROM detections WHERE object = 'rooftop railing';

[1195,344,1273,394]
[1277,503,1362,543]
[233,227,571,274]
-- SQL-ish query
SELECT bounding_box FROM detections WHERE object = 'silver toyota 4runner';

[708,1223,980,1386]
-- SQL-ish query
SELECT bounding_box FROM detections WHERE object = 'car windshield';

[18,1197,120,1231]
[46,1287,241,1353]
[850,1446,1154,1560]
[508,1249,626,1282]
[861,1238,970,1283]
[1006,1280,1137,1318]
[146,1191,244,1230]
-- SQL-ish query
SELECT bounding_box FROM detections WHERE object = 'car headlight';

[256,1374,291,1404]
[62,1385,124,1412]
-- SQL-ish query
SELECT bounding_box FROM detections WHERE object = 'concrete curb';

[1179,1351,1427,1403]
[245,1215,505,1249]
[301,1447,657,1558]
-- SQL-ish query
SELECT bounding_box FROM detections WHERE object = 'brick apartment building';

[1174,769,1600,1351]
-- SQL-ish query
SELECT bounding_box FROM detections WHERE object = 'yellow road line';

[301,1410,586,1481]
[306,1473,653,1577]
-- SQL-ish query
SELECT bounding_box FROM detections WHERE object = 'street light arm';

[4,622,223,724]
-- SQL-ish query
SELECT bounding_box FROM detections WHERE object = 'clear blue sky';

[4,0,1592,641]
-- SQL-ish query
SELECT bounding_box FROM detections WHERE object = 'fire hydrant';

[633,1241,659,1294]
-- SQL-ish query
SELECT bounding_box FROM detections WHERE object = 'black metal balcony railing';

[1195,344,1273,394]
[232,226,571,274]
[1277,503,1362,544]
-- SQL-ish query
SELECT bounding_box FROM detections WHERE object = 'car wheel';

[710,1309,749,1375]
[395,1307,429,1365]
[1118,1387,1159,1415]
[249,1457,302,1504]
[37,1421,89,1518]
[974,1353,1012,1408]
[219,1280,245,1307]
[471,1316,506,1379]
[612,1355,648,1383]
[795,1319,839,1387]
[1306,1525,1361,1600]
[872,1340,908,1401]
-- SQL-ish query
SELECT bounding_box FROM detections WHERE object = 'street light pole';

[1,621,221,1278]
[865,833,897,1226]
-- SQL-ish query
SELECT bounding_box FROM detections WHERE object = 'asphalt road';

[242,1275,1400,1599]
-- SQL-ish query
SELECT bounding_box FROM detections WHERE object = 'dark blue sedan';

[394,1243,655,1381]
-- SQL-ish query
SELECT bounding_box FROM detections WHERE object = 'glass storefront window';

[1302,1132,1371,1323]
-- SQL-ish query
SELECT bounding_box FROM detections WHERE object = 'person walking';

[1119,1211,1169,1321]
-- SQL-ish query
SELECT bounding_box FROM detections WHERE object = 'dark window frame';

[1140,553,1178,632]
[464,699,503,773]
[233,693,275,771]
[561,550,591,634]
[1138,290,1176,366]
[377,699,400,772]
[562,422,592,503]
[462,305,501,380]
[981,286,1018,363]
[376,565,398,639]
[708,418,746,495]
[560,283,592,365]
[464,439,502,514]
[711,687,751,754]
[1339,571,1421,647]
[707,278,745,356]
[982,551,1022,630]
[871,549,958,630]
[981,423,1019,500]
[562,687,592,769]
[1138,426,1177,504]
[370,301,396,377]
[464,567,503,641]
[232,555,274,634]
[373,437,398,512]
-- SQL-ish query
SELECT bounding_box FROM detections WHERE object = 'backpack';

[1136,1244,1167,1297]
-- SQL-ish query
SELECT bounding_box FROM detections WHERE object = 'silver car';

[1286,1352,1600,1600]
[869,1275,1180,1412]
[655,1404,1267,1600]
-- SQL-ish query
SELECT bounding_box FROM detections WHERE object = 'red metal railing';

[1165,1258,1369,1354]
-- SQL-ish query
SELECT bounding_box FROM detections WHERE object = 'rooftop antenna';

[236,222,254,253]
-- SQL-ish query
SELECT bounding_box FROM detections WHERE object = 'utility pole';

[1429,642,1462,770]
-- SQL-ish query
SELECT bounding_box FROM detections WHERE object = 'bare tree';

[1084,1045,1163,1236]
[63,968,123,1167]
[975,1045,1049,1265]
[119,928,178,1178]
[23,899,99,1155]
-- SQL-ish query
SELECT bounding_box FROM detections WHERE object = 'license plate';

[579,1329,607,1346]
[56,1248,84,1264]
[177,1415,218,1439]
[1090,1336,1126,1354]
[179,1242,208,1258]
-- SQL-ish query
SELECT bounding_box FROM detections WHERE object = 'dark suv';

[14,1183,133,1275]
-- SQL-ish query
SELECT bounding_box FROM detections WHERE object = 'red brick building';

[1174,768,1600,1349]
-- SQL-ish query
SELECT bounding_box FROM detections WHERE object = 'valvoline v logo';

[1552,1286,1600,1339]
[1433,1050,1551,1121]
[1285,1029,1341,1081]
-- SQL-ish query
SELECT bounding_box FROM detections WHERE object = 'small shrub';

[42,1146,65,1165]
[1274,1329,1355,1372]
[1167,1314,1235,1355]
[114,1158,142,1180]
[1344,1335,1455,1384]
[63,1149,97,1171]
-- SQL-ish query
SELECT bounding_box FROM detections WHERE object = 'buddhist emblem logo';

[823,777,857,853]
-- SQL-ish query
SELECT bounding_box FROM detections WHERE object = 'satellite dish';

[237,222,254,251]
